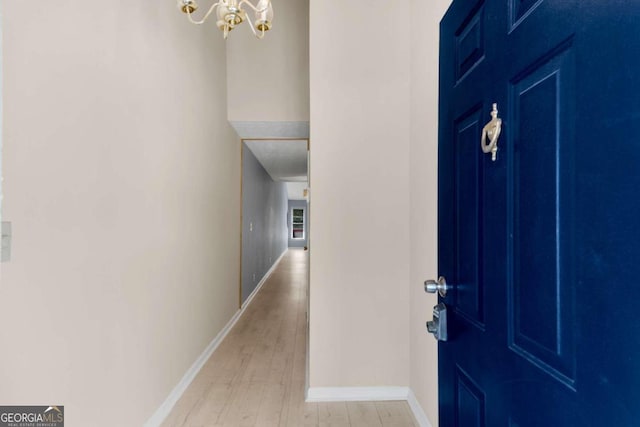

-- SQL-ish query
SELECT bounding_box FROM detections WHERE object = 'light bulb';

[178,0,198,14]
[254,0,273,32]
[216,3,232,32]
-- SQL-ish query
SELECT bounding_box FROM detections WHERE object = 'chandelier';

[178,0,274,39]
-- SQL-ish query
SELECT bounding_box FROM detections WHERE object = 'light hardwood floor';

[162,249,418,427]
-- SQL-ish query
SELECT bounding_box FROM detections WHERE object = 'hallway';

[162,249,418,426]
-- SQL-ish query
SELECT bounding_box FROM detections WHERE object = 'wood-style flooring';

[162,249,418,427]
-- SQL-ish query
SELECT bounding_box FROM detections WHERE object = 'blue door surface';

[437,1,640,425]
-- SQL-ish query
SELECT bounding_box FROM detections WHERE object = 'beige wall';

[226,0,309,122]
[309,1,411,387]
[0,1,240,426]
[309,0,450,424]
[409,0,453,425]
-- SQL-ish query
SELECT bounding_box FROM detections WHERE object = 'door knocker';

[481,103,502,161]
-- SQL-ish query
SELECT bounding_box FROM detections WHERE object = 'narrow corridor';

[163,249,418,426]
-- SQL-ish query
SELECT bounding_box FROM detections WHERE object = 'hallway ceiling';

[231,121,309,139]
[244,139,308,182]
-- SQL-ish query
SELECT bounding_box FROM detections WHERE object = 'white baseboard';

[144,250,287,427]
[407,389,434,427]
[242,249,287,309]
[306,386,410,402]
[143,309,241,427]
[306,387,433,427]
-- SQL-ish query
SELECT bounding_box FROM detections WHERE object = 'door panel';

[455,3,486,83]
[455,366,485,427]
[438,0,640,425]
[507,42,577,387]
[454,107,485,327]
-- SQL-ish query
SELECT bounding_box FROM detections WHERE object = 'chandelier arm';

[186,1,222,25]
[245,14,266,39]
[238,0,269,14]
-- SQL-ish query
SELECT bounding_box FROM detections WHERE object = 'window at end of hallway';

[291,208,304,239]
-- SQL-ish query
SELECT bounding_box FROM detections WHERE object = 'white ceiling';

[286,182,308,200]
[231,121,309,139]
[244,139,308,182]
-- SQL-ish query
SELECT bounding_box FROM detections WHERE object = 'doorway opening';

[239,138,310,308]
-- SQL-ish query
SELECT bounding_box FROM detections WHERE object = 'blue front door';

[438,1,640,425]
